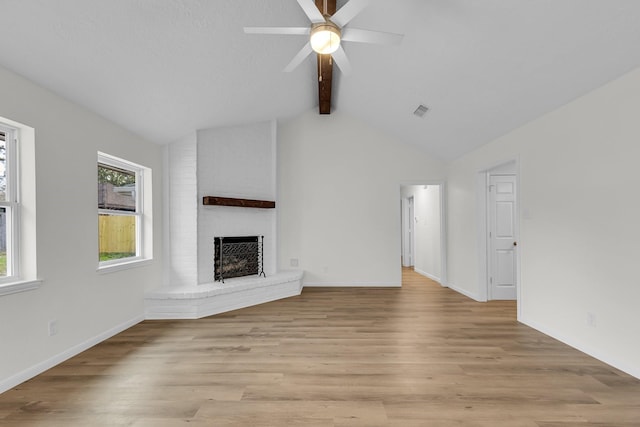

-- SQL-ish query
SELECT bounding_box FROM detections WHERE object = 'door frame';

[476,158,521,311]
[399,180,448,287]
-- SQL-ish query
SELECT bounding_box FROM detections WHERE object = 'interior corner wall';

[446,66,640,378]
[0,65,164,391]
[277,110,445,286]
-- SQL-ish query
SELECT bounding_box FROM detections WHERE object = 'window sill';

[97,258,153,274]
[0,279,43,296]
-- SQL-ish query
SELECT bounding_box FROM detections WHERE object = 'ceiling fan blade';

[296,0,326,23]
[331,45,352,76]
[331,0,370,28]
[284,42,314,72]
[244,27,310,36]
[341,27,404,45]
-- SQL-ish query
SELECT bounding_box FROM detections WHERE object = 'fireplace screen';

[214,236,265,282]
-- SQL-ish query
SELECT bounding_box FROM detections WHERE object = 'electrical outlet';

[290,258,299,267]
[48,320,58,336]
[586,312,597,328]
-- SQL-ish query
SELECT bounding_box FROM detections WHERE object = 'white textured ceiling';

[1,0,640,160]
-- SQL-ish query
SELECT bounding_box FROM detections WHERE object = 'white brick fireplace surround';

[145,120,303,319]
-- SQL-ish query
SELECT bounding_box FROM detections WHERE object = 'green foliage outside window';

[98,164,135,186]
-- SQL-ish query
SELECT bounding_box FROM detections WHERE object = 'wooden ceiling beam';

[317,54,333,114]
[315,0,336,115]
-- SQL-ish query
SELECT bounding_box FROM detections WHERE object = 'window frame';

[0,124,20,283]
[0,116,40,296]
[97,152,146,270]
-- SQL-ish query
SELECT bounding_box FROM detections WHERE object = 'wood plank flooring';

[1,268,639,426]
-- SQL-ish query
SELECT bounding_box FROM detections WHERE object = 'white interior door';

[401,196,414,267]
[488,174,517,300]
[408,197,414,267]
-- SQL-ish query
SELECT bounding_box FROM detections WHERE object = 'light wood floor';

[1,268,639,426]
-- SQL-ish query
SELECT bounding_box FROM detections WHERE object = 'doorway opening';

[400,183,447,286]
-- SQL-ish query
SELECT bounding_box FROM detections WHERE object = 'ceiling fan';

[244,0,403,114]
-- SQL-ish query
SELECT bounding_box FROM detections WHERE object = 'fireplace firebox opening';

[214,235,265,283]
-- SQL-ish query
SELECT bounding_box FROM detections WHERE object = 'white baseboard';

[0,314,144,394]
[446,282,483,302]
[303,281,401,287]
[413,268,440,284]
[519,315,640,380]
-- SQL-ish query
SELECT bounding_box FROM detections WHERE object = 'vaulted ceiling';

[1,0,640,160]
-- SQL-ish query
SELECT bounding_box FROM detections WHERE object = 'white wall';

[278,110,444,286]
[447,66,640,378]
[0,65,164,390]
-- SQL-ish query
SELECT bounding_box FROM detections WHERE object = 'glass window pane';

[98,214,136,261]
[98,164,136,211]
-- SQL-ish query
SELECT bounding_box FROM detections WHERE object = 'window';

[98,152,149,269]
[0,124,18,280]
[0,117,38,295]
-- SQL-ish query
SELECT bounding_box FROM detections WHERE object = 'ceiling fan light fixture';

[310,21,341,54]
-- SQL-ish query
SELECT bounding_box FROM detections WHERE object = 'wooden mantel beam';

[203,197,275,209]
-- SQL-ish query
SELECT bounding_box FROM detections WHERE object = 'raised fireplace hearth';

[214,235,265,283]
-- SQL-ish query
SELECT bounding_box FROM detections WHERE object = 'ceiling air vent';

[413,104,429,118]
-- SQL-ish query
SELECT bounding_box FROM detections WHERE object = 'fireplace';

[214,236,265,283]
